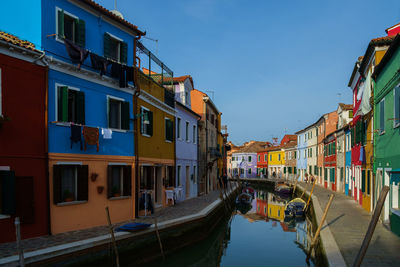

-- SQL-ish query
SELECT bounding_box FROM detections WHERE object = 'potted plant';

[112,186,121,197]
[97,185,104,194]
[63,189,74,202]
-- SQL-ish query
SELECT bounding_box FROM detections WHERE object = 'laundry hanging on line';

[102,128,113,139]
[83,126,99,152]
[90,53,110,76]
[64,39,89,70]
[70,124,83,150]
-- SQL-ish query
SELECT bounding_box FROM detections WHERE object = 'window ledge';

[56,200,87,206]
[165,140,172,143]
[55,122,71,127]
[394,123,400,129]
[109,196,130,200]
[0,214,11,220]
[379,131,386,136]
[142,133,151,138]
[110,128,128,133]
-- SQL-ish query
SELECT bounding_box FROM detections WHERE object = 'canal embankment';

[0,186,239,266]
[297,182,400,266]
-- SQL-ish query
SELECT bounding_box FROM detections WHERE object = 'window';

[108,97,130,130]
[185,121,189,141]
[264,154,267,161]
[258,155,261,162]
[349,110,353,118]
[380,99,385,133]
[185,91,189,105]
[295,151,297,159]
[248,168,251,174]
[165,118,173,142]
[309,166,312,175]
[278,154,281,161]
[107,165,131,198]
[248,156,252,162]
[57,86,85,124]
[310,148,312,158]
[394,86,400,128]
[270,155,272,161]
[57,9,86,47]
[0,170,15,215]
[177,166,181,186]
[177,118,181,139]
[104,33,127,63]
[141,107,153,136]
[193,125,196,143]
[53,164,88,204]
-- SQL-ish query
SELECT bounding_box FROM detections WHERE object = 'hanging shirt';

[82,126,99,152]
[70,124,82,150]
[102,128,113,139]
[90,53,110,76]
[64,39,89,70]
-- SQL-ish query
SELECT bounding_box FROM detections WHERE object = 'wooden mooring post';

[306,194,335,263]
[15,217,25,267]
[353,186,390,267]
[304,179,317,212]
[154,217,165,261]
[105,206,120,267]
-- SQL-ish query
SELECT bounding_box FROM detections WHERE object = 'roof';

[372,34,400,80]
[339,103,353,111]
[348,56,364,87]
[295,121,318,134]
[358,35,396,75]
[280,141,297,149]
[80,0,145,36]
[233,141,271,153]
[386,23,400,34]
[0,31,38,51]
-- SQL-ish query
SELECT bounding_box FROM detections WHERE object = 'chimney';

[386,23,400,36]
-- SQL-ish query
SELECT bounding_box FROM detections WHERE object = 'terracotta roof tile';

[0,31,38,51]
[80,0,145,36]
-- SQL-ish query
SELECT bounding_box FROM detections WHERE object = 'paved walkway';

[0,190,221,259]
[299,182,400,266]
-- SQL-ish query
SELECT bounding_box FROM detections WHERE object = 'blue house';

[174,75,200,200]
[345,127,352,196]
[296,130,308,181]
[1,0,146,234]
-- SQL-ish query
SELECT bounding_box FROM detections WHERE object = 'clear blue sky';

[97,0,400,145]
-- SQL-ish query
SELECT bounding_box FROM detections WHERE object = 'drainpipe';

[133,34,142,218]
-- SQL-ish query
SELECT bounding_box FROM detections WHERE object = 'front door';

[384,169,391,223]
[186,166,190,198]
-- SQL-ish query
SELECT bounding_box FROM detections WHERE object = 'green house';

[372,34,400,236]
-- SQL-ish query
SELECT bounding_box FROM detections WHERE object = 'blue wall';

[41,0,135,68]
[297,133,307,177]
[0,0,42,48]
[48,69,134,156]
[175,104,198,199]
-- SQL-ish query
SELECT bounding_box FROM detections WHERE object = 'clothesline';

[50,121,134,132]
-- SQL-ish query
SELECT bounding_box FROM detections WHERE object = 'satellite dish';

[110,10,124,19]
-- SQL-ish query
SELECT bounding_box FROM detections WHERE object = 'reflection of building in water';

[267,192,287,222]
[256,191,268,218]
[295,217,313,252]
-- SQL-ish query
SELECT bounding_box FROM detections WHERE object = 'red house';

[0,32,49,243]
[257,150,269,177]
[324,133,337,191]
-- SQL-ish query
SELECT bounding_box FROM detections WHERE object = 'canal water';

[138,185,323,267]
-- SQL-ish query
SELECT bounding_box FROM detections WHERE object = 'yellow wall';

[137,71,164,101]
[268,204,285,221]
[268,150,285,166]
[137,98,174,160]
[49,153,135,234]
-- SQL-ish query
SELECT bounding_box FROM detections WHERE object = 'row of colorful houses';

[227,22,400,237]
[0,0,229,243]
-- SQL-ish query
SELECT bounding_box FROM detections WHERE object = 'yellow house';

[267,192,286,221]
[267,146,285,178]
[135,69,175,214]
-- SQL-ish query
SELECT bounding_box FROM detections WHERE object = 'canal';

[133,184,326,267]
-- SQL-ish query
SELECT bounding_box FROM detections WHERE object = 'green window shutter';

[380,100,385,132]
[120,41,128,64]
[123,166,132,196]
[76,19,86,47]
[324,168,327,180]
[77,165,88,201]
[309,166,312,174]
[148,111,153,136]
[104,33,111,59]
[53,165,62,204]
[333,142,336,155]
[361,170,366,193]
[121,101,130,130]
[294,167,297,174]
[0,170,16,215]
[58,86,68,122]
[57,10,64,39]
[76,91,85,125]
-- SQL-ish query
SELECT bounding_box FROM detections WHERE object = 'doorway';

[384,169,391,223]
[186,166,190,198]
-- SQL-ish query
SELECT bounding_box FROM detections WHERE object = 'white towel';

[102,128,113,139]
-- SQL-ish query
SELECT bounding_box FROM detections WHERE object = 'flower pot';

[113,193,121,198]
[91,173,98,182]
[97,186,104,194]
[64,197,74,202]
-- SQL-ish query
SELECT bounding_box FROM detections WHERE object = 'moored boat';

[284,198,306,218]
[236,192,253,205]
[274,184,293,195]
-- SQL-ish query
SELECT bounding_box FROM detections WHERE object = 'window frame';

[177,165,182,186]
[55,83,83,124]
[394,85,400,128]
[53,163,88,205]
[177,117,181,139]
[107,95,123,130]
[165,117,173,143]
[185,121,190,142]
[141,106,152,137]
[193,125,196,143]
[55,7,79,43]
[105,32,124,62]
[379,98,385,135]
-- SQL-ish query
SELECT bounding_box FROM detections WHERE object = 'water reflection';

[139,186,317,267]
